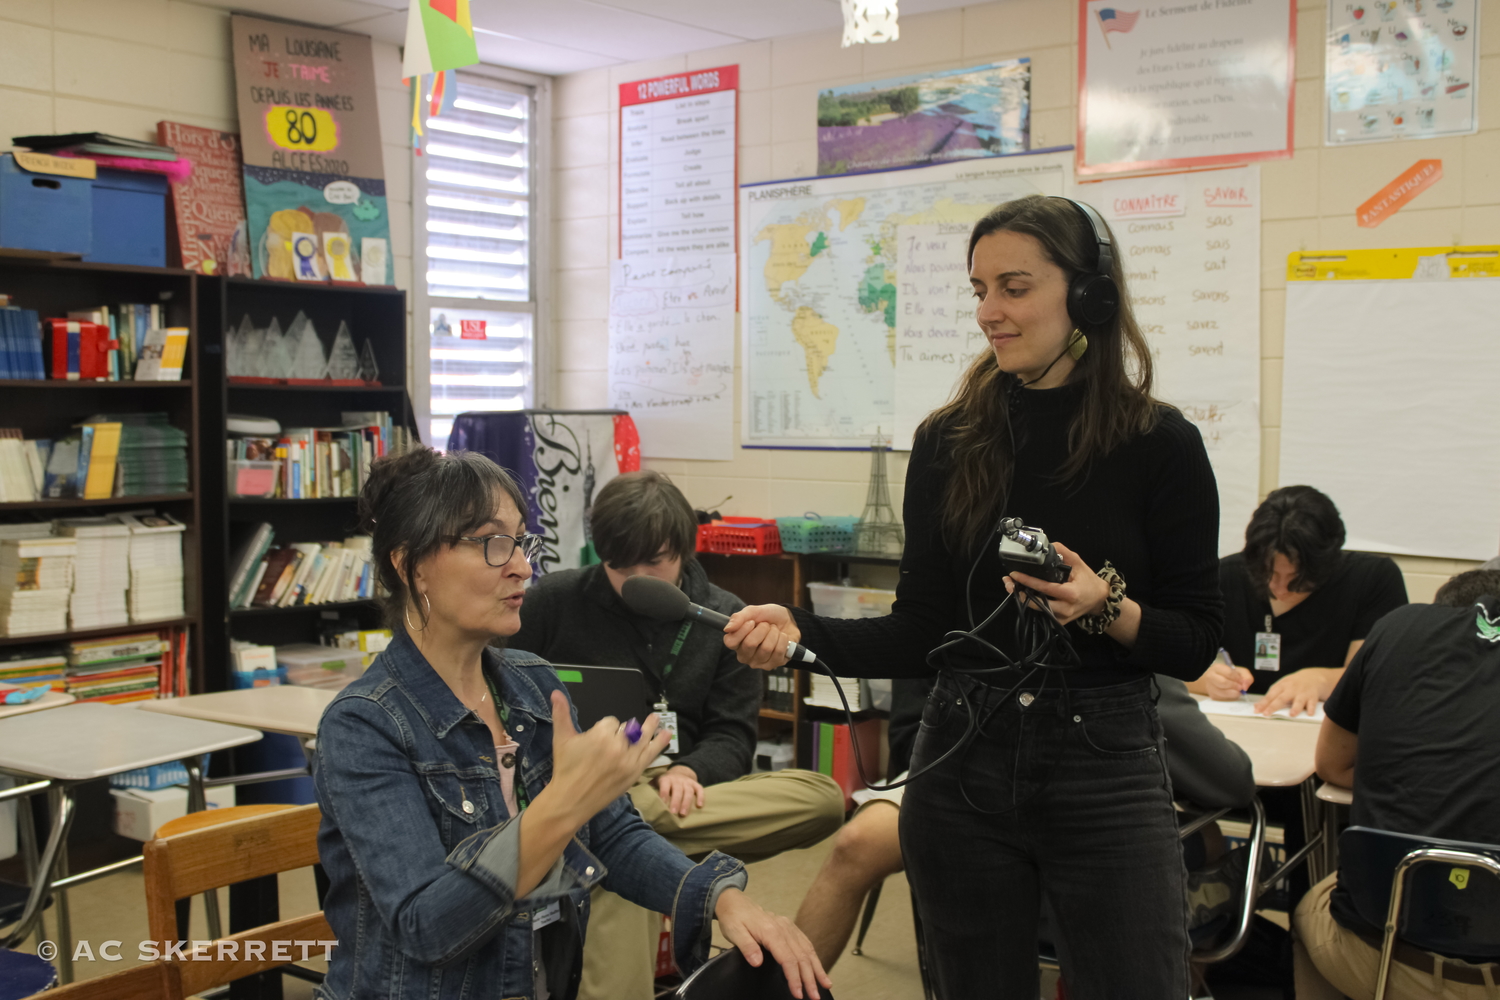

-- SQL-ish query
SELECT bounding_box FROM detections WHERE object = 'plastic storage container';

[83,167,167,266]
[228,459,280,497]
[776,514,859,554]
[696,517,782,555]
[108,755,211,791]
[276,643,367,690]
[0,153,91,255]
[807,581,897,619]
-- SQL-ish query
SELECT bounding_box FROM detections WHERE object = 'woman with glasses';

[313,447,828,1000]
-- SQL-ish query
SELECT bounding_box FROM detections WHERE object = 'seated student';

[1294,568,1500,999]
[794,675,1256,970]
[1191,485,1408,717]
[509,470,844,1000]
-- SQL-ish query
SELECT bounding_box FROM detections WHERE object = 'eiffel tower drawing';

[854,428,904,556]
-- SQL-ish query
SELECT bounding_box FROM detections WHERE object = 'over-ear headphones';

[1050,196,1119,330]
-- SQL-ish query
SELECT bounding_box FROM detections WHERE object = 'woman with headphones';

[725,195,1223,998]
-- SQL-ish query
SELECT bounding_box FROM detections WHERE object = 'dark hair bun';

[358,447,440,535]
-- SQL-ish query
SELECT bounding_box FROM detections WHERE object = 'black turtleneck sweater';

[791,382,1224,687]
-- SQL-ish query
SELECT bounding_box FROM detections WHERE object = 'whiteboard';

[1281,279,1500,560]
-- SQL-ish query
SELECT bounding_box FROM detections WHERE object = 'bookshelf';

[0,256,202,684]
[196,277,411,692]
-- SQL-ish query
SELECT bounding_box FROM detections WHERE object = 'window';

[413,70,547,447]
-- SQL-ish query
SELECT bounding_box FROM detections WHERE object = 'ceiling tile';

[468,0,743,61]
[192,0,393,27]
[582,0,843,39]
[474,29,620,75]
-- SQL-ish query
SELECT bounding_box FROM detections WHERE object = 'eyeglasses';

[453,532,544,567]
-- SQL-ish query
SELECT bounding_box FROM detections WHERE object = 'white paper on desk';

[608,254,735,461]
[1196,697,1324,723]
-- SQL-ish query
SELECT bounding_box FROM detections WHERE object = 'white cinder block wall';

[550,0,1498,601]
[0,0,415,369]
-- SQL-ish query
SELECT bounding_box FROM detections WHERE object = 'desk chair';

[1339,826,1500,1000]
[143,803,332,999]
[25,959,180,1000]
[673,947,836,1000]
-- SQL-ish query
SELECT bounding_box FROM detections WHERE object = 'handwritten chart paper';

[892,224,983,449]
[619,67,738,260]
[608,255,735,460]
[1093,165,1262,555]
[1078,0,1295,175]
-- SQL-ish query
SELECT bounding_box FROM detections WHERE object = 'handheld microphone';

[620,575,820,667]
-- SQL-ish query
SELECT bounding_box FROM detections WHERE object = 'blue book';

[0,310,14,380]
[66,323,80,380]
[75,424,94,489]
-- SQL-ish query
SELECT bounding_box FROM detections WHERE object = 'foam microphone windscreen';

[620,575,690,621]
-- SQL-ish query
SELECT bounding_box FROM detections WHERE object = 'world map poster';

[738,149,1073,448]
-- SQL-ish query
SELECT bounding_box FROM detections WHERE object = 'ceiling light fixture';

[841,0,900,46]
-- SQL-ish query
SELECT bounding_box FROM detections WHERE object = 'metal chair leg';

[851,879,883,956]
[183,757,223,940]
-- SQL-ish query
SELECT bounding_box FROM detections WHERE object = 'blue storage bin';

[0,153,92,255]
[83,167,167,266]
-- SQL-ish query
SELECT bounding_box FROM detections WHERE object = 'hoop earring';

[405,592,432,632]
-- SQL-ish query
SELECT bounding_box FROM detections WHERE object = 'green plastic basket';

[775,514,859,554]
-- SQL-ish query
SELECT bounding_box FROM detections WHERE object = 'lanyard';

[658,620,694,704]
[482,670,528,812]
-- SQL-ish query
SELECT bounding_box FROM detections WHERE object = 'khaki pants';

[577,768,844,1000]
[1294,873,1500,999]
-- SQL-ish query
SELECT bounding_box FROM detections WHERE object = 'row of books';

[0,302,45,379]
[0,513,185,636]
[796,718,882,811]
[62,305,188,381]
[762,665,798,714]
[229,525,377,610]
[0,414,190,502]
[229,411,413,499]
[0,628,189,703]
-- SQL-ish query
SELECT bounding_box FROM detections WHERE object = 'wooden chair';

[143,803,332,998]
[152,803,298,942]
[21,959,179,1000]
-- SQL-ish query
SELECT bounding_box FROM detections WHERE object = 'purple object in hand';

[624,718,643,744]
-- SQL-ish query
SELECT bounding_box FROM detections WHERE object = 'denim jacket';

[313,632,747,1000]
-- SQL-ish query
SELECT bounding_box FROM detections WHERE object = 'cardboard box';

[110,784,235,841]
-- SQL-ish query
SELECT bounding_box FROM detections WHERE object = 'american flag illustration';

[1098,8,1142,34]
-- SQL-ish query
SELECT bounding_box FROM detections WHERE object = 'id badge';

[1253,631,1281,672]
[655,702,680,754]
[533,901,561,929]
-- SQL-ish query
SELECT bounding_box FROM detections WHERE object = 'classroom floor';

[38,834,1281,1000]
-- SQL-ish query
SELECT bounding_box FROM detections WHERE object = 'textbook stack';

[0,430,48,501]
[114,415,190,496]
[0,302,45,379]
[58,306,188,382]
[0,533,75,637]
[0,647,67,692]
[57,517,131,629]
[230,530,376,609]
[117,512,186,622]
[804,671,868,711]
[66,633,164,704]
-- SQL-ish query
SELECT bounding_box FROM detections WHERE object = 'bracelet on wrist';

[1078,561,1126,635]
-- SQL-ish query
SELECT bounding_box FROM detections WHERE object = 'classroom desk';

[0,702,260,982]
[1195,695,1332,884]
[137,686,334,738]
[1317,781,1353,806]
[0,690,75,720]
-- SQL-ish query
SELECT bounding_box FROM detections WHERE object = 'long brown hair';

[917,195,1163,550]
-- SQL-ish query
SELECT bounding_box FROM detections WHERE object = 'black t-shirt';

[1325,597,1500,937]
[1219,551,1407,694]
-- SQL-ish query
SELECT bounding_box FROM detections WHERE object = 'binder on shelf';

[79,421,122,500]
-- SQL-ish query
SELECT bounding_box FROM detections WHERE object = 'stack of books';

[114,415,190,496]
[0,430,48,502]
[66,632,164,704]
[57,517,131,629]
[14,132,181,164]
[804,671,868,711]
[117,511,186,622]
[0,302,45,379]
[0,532,75,636]
[0,647,67,692]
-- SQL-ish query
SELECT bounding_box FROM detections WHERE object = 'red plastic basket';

[696,517,782,555]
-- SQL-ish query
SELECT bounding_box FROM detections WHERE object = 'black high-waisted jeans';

[900,673,1190,999]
